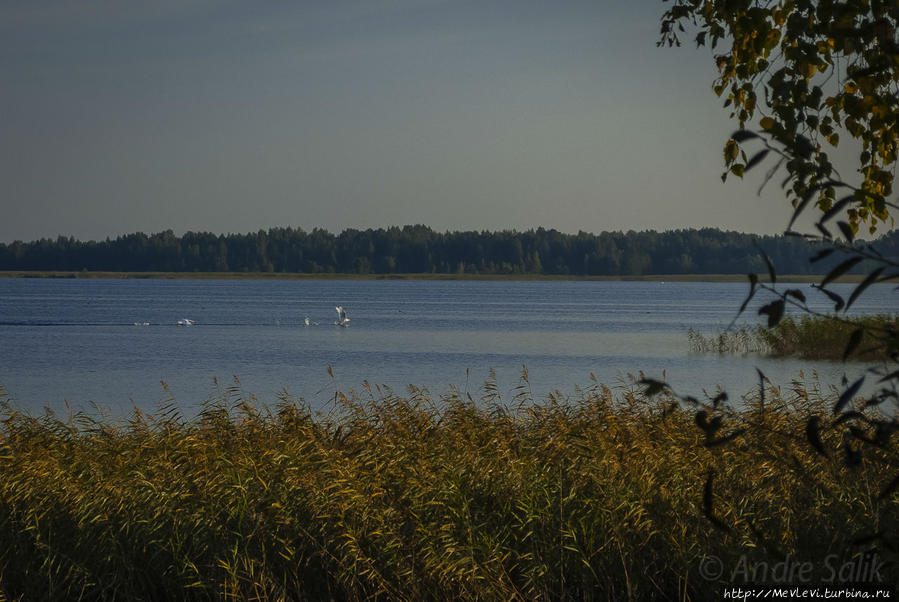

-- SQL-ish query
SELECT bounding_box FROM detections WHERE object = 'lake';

[0,278,894,416]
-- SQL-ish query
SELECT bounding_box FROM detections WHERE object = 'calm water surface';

[0,278,894,416]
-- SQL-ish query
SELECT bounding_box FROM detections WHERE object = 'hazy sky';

[1,0,802,243]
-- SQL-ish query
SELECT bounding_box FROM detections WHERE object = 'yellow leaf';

[760,117,775,130]
[724,139,739,163]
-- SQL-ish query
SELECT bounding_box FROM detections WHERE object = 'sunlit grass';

[0,375,896,600]
[758,314,898,361]
[689,314,898,361]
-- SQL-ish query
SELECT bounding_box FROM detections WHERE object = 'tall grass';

[758,314,898,360]
[0,376,896,600]
[687,328,767,355]
[689,314,898,361]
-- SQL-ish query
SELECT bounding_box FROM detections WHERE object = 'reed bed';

[0,376,896,601]
[689,314,898,361]
[758,314,898,361]
[687,328,768,355]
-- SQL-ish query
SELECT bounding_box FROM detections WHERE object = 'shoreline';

[0,270,871,283]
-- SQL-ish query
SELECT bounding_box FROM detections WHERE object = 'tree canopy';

[1,227,896,276]
[660,0,899,234]
[656,0,899,549]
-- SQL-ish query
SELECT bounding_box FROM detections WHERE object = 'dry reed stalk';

[0,376,896,600]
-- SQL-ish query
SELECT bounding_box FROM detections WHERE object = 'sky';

[1,0,804,243]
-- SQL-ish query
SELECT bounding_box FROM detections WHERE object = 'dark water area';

[0,278,894,416]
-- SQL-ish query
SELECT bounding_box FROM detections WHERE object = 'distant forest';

[1,226,897,276]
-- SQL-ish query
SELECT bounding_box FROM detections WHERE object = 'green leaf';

[814,286,846,311]
[784,288,806,303]
[695,410,722,434]
[837,221,855,242]
[806,415,827,457]
[759,247,776,283]
[731,129,759,142]
[788,185,822,230]
[844,443,863,467]
[758,299,785,327]
[702,470,730,532]
[705,428,747,447]
[744,149,770,172]
[832,411,867,427]
[877,368,899,384]
[833,376,865,414]
[821,256,864,288]
[815,222,833,239]
[736,273,758,317]
[845,267,885,310]
[703,470,714,514]
[819,195,854,223]
[639,378,669,397]
[711,391,728,407]
[842,328,864,361]
[793,135,814,158]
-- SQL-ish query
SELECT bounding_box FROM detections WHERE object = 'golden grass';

[0,376,896,600]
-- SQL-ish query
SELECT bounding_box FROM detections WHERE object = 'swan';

[334,306,350,327]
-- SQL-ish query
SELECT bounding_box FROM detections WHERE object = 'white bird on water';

[177,318,195,326]
[304,316,319,326]
[334,306,350,327]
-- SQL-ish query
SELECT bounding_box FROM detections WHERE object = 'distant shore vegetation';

[1,226,897,276]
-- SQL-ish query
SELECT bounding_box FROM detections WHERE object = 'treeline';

[1,226,896,275]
